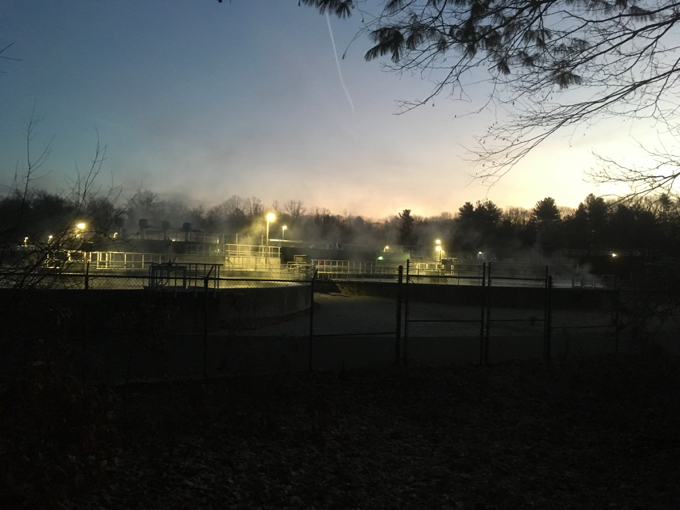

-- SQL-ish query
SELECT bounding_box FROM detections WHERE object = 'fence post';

[396,265,403,365]
[203,276,209,378]
[404,260,410,366]
[480,263,486,365]
[543,267,552,361]
[83,262,90,373]
[484,263,491,364]
[84,262,90,342]
[614,280,620,353]
[308,269,316,372]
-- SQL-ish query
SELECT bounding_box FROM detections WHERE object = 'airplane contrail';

[326,12,355,115]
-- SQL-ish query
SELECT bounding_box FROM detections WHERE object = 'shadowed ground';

[34,353,680,510]
[77,294,629,383]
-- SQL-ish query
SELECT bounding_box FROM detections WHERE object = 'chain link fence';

[0,263,628,383]
[404,262,623,365]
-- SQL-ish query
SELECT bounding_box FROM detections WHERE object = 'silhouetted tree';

[609,204,637,249]
[1,112,123,285]
[531,198,561,224]
[186,205,207,230]
[398,209,415,247]
[302,208,342,241]
[453,200,502,255]
[562,203,590,250]
[584,194,609,249]
[245,196,264,220]
[283,199,306,223]
[632,206,661,252]
[475,201,502,235]
[530,197,562,256]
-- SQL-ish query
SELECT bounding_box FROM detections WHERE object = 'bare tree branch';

[300,0,680,197]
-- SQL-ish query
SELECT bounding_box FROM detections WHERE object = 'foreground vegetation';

[2,344,679,509]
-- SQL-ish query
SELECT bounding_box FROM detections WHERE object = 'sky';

[0,0,651,219]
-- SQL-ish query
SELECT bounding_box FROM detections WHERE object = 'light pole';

[282,225,287,240]
[266,213,275,247]
[74,222,89,276]
[436,246,442,262]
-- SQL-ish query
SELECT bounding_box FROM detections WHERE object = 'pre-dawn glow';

[0,2,661,218]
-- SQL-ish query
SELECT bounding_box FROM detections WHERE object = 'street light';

[436,245,442,263]
[384,245,389,252]
[282,225,287,240]
[266,213,275,247]
[75,222,86,238]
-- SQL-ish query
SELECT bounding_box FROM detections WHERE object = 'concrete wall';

[0,282,311,336]
[214,283,311,328]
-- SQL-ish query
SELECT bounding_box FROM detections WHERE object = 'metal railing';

[85,251,168,269]
[148,262,221,291]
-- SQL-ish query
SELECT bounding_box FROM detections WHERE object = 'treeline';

[2,189,680,258]
[440,194,677,258]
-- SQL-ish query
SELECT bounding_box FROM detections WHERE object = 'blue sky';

[0,1,638,219]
